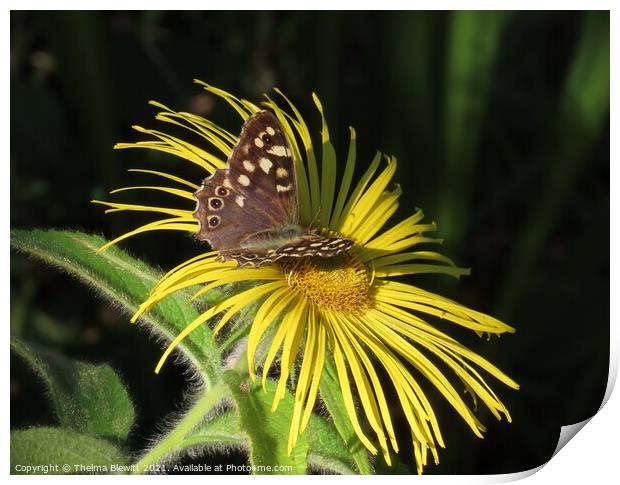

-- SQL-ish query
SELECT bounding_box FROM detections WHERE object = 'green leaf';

[180,410,246,450]
[11,338,135,441]
[319,355,372,474]
[305,411,357,474]
[182,399,357,474]
[11,427,128,474]
[10,229,222,386]
[223,371,308,474]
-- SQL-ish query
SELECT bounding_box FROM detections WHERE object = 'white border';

[5,4,616,484]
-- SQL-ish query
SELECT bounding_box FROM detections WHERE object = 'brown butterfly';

[193,110,353,267]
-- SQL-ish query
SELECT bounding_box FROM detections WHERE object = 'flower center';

[281,254,372,314]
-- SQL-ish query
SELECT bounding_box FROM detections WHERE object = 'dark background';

[10,11,609,474]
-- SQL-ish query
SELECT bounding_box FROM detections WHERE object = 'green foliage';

[11,338,135,441]
[497,11,610,317]
[11,427,128,474]
[439,11,510,250]
[10,229,363,475]
[319,356,372,474]
[223,371,308,474]
[304,408,359,474]
[10,229,223,385]
[182,379,358,474]
[181,410,246,450]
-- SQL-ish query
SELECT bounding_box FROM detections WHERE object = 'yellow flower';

[94,80,519,474]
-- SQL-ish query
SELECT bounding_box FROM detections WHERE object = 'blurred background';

[10,11,609,474]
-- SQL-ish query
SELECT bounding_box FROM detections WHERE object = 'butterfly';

[193,110,353,267]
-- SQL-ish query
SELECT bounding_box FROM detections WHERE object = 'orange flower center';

[281,253,372,314]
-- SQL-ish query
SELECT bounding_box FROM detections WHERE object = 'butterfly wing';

[194,110,298,251]
[194,169,272,249]
[226,111,298,225]
[219,234,354,267]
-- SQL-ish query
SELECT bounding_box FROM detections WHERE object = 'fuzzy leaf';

[305,410,358,474]
[319,355,372,474]
[182,395,357,474]
[11,338,135,441]
[10,229,222,385]
[180,410,246,450]
[10,427,127,474]
[222,371,308,474]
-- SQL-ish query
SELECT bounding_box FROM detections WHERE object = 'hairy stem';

[133,382,228,474]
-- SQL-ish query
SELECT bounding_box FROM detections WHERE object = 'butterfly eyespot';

[215,186,229,197]
[208,216,220,227]
[209,197,223,210]
[263,134,272,144]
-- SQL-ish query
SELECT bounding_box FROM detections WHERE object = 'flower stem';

[133,381,228,474]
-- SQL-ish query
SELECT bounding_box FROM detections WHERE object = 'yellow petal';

[341,156,397,238]
[127,168,200,190]
[247,288,298,380]
[329,127,357,231]
[323,319,378,455]
[110,185,196,201]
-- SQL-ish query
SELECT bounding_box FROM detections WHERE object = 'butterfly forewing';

[194,169,271,249]
[194,110,353,267]
[226,111,298,225]
[195,111,296,247]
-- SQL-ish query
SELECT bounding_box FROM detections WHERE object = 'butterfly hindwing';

[272,234,355,259]
[220,234,354,267]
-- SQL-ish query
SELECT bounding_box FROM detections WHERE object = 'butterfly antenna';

[308,206,321,231]
[368,258,376,286]
[287,270,294,287]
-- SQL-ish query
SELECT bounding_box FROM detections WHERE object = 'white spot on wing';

[235,196,245,207]
[259,158,273,174]
[276,167,288,178]
[266,145,288,157]
[243,160,255,172]
[223,178,232,189]
[266,126,276,136]
[238,174,251,186]
[254,137,264,148]
[276,184,292,193]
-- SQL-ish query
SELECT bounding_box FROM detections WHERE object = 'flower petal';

[323,317,378,455]
[376,280,515,334]
[341,156,397,238]
[247,287,298,380]
[115,125,225,172]
[334,151,382,232]
[110,185,196,201]
[127,168,200,190]
[329,127,357,231]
